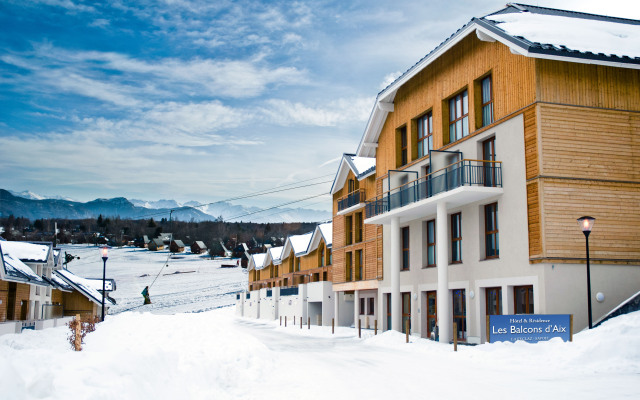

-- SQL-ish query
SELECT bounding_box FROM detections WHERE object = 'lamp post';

[100,246,108,322]
[577,216,595,329]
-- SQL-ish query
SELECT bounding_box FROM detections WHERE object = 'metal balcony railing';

[337,189,366,212]
[280,287,299,297]
[365,159,502,219]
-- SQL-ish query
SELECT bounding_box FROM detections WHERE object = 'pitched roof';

[308,222,333,252]
[248,253,267,271]
[0,241,51,263]
[54,269,116,306]
[330,153,376,194]
[172,240,185,247]
[281,231,314,259]
[0,243,49,286]
[357,3,640,157]
[265,246,284,266]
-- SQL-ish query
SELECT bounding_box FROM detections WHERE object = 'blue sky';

[1,0,637,211]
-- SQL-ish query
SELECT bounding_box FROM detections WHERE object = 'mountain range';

[1,189,331,223]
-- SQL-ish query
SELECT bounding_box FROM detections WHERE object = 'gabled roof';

[330,153,376,194]
[248,253,267,271]
[0,241,51,263]
[0,243,49,286]
[150,238,164,246]
[172,240,185,247]
[265,246,284,266]
[54,269,116,306]
[308,222,333,252]
[357,3,640,157]
[50,274,74,292]
[281,231,314,259]
[192,241,207,248]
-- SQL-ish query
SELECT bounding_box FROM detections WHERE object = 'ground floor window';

[386,293,392,331]
[402,292,411,334]
[486,287,502,315]
[367,297,374,315]
[514,285,534,314]
[453,289,466,341]
[427,291,437,338]
[359,297,365,315]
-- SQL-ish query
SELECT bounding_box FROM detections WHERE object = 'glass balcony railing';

[365,159,502,219]
[337,189,366,212]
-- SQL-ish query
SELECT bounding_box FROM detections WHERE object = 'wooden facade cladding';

[375,34,536,174]
[61,291,98,317]
[0,281,30,322]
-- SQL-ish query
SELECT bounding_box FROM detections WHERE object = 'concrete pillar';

[354,290,360,328]
[390,216,401,331]
[334,291,339,326]
[436,201,450,343]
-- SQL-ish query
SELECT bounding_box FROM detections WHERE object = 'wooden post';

[285,316,287,327]
[453,322,458,352]
[358,319,361,338]
[300,316,302,329]
[332,318,335,334]
[294,316,296,325]
[280,316,282,326]
[308,316,310,329]
[405,320,409,343]
[570,314,573,342]
[486,315,490,343]
[74,314,82,351]
[375,319,378,335]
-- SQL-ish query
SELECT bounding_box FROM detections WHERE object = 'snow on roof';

[193,241,206,248]
[55,269,116,306]
[349,156,376,178]
[318,222,332,247]
[289,232,313,256]
[50,274,73,291]
[0,244,49,286]
[250,253,267,271]
[268,246,283,264]
[0,241,50,262]
[85,278,115,292]
[484,11,640,59]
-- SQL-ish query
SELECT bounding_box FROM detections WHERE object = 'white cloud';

[379,71,403,90]
[259,97,374,127]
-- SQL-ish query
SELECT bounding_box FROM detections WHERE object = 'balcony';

[365,159,503,224]
[337,189,366,213]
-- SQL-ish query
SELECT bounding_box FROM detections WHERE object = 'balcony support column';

[436,201,450,343]
[334,290,339,327]
[390,216,401,332]
[354,290,360,328]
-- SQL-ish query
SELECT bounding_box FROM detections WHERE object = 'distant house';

[190,241,207,254]
[170,240,185,253]
[54,269,116,319]
[148,238,164,251]
[159,233,173,245]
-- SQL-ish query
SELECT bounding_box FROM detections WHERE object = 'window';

[483,137,497,187]
[319,243,325,267]
[355,249,363,280]
[355,212,363,243]
[451,213,462,263]
[368,298,375,315]
[481,75,494,127]
[486,287,502,315]
[426,219,436,267]
[402,292,411,334]
[453,289,467,341]
[427,291,437,338]
[448,90,469,144]
[360,297,365,315]
[345,215,353,246]
[398,126,408,166]
[401,226,410,270]
[327,248,332,265]
[348,178,357,193]
[417,111,433,159]
[484,203,499,258]
[514,285,534,314]
[386,293,392,331]
[296,258,300,272]
[345,252,352,281]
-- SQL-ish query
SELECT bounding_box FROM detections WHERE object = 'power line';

[224,193,329,222]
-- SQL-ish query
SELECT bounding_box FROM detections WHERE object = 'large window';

[368,298,375,315]
[319,243,325,267]
[514,285,534,314]
[426,219,436,267]
[327,248,332,265]
[417,111,433,159]
[360,297,365,315]
[481,75,494,127]
[448,90,469,144]
[345,215,353,246]
[398,126,408,166]
[401,226,410,270]
[355,212,363,243]
[483,137,497,187]
[345,252,353,281]
[355,249,363,280]
[451,213,462,263]
[386,293,392,331]
[453,289,467,341]
[427,291,437,338]
[486,287,502,315]
[402,292,411,334]
[484,203,499,259]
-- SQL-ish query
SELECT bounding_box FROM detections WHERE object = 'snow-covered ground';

[1,245,639,399]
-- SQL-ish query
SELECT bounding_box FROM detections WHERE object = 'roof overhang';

[330,154,376,195]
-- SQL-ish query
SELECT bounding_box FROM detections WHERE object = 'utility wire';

[224,193,329,221]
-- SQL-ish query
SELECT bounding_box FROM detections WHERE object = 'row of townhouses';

[0,239,115,335]
[236,3,640,344]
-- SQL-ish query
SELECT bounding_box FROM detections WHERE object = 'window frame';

[355,249,363,280]
[397,125,408,167]
[484,202,499,259]
[451,212,462,264]
[426,219,436,267]
[486,287,502,316]
[345,215,353,246]
[401,292,411,334]
[426,291,437,338]
[481,75,494,127]
[367,297,375,316]
[355,212,363,243]
[345,251,353,282]
[448,89,469,144]
[401,226,410,271]
[514,285,534,314]
[416,111,433,159]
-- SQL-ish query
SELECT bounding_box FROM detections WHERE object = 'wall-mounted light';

[596,292,605,303]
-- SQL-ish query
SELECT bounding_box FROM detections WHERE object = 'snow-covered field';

[1,245,639,399]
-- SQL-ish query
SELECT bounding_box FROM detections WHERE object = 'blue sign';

[489,314,572,343]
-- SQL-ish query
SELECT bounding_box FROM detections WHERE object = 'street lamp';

[577,216,595,329]
[100,246,109,322]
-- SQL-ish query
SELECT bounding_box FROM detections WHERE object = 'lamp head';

[577,216,595,233]
[101,246,109,260]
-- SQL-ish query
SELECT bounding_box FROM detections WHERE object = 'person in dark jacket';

[142,286,152,305]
